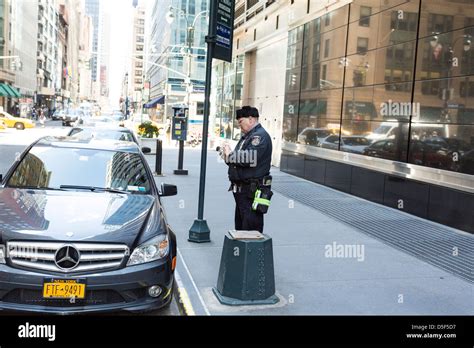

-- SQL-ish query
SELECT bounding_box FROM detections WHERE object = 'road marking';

[177,248,211,316]
[174,271,195,315]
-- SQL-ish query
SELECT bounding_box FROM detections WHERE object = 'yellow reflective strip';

[177,287,196,316]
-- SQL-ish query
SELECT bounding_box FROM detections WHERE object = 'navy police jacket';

[226,123,272,183]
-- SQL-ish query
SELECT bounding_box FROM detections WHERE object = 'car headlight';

[127,234,169,266]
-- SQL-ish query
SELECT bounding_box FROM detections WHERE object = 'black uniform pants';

[233,185,264,233]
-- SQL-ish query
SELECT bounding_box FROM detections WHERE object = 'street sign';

[211,0,235,63]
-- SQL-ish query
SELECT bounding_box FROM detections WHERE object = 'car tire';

[14,122,25,130]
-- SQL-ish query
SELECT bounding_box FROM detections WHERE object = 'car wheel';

[14,122,25,130]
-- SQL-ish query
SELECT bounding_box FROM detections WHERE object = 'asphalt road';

[0,122,181,316]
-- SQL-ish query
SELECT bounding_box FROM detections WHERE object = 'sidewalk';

[148,147,473,315]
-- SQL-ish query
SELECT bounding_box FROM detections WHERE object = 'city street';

[0,0,473,344]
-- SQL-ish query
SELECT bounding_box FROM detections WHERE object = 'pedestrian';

[39,109,46,127]
[221,106,273,233]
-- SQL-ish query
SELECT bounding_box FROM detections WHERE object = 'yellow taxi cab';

[0,119,6,131]
[0,110,35,130]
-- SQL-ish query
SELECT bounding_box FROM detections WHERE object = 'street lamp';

[339,57,370,124]
[124,72,129,119]
[430,33,472,122]
[165,5,208,107]
[165,6,209,178]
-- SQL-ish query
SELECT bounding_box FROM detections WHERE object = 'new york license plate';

[43,279,86,299]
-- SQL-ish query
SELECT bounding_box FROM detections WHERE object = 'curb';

[173,269,195,316]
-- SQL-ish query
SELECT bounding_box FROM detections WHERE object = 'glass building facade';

[282,0,474,176]
[210,54,245,140]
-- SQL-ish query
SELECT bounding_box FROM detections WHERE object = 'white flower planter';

[139,137,158,154]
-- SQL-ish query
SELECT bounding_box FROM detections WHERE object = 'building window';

[428,14,453,33]
[324,39,330,58]
[325,13,330,26]
[460,81,474,97]
[359,6,371,27]
[357,37,369,54]
[353,70,365,86]
[391,11,418,32]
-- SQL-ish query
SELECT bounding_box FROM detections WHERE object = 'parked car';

[362,139,404,161]
[67,126,151,153]
[318,135,370,154]
[0,137,178,314]
[82,115,121,127]
[0,110,35,130]
[460,149,474,175]
[297,128,332,146]
[62,109,85,127]
[52,110,65,121]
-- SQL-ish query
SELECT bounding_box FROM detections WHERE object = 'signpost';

[213,0,234,63]
[189,0,235,243]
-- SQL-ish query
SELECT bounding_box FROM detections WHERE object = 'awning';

[144,95,165,108]
[0,85,10,97]
[0,84,21,98]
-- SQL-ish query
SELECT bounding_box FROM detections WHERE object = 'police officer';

[222,106,272,233]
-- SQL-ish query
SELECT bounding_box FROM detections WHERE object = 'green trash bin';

[212,231,279,306]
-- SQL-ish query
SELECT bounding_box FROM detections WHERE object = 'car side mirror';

[142,147,151,154]
[160,183,177,197]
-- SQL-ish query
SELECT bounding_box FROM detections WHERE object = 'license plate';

[43,279,86,299]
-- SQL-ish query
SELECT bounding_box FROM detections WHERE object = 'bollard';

[155,139,163,176]
[212,230,279,306]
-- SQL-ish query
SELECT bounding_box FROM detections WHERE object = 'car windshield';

[373,126,393,134]
[70,128,136,143]
[7,146,151,194]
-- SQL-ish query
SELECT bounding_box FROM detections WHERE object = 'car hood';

[0,188,159,248]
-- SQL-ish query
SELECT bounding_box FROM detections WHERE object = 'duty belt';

[229,179,262,193]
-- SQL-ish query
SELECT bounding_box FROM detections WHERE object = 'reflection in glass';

[280,0,474,175]
[347,121,409,162]
[408,124,474,174]
[296,119,341,146]
[7,147,151,193]
[414,76,474,124]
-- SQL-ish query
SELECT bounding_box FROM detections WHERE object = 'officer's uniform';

[226,112,272,233]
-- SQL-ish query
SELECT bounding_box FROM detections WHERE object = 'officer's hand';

[223,143,232,157]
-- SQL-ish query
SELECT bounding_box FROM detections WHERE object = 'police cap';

[236,106,259,119]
